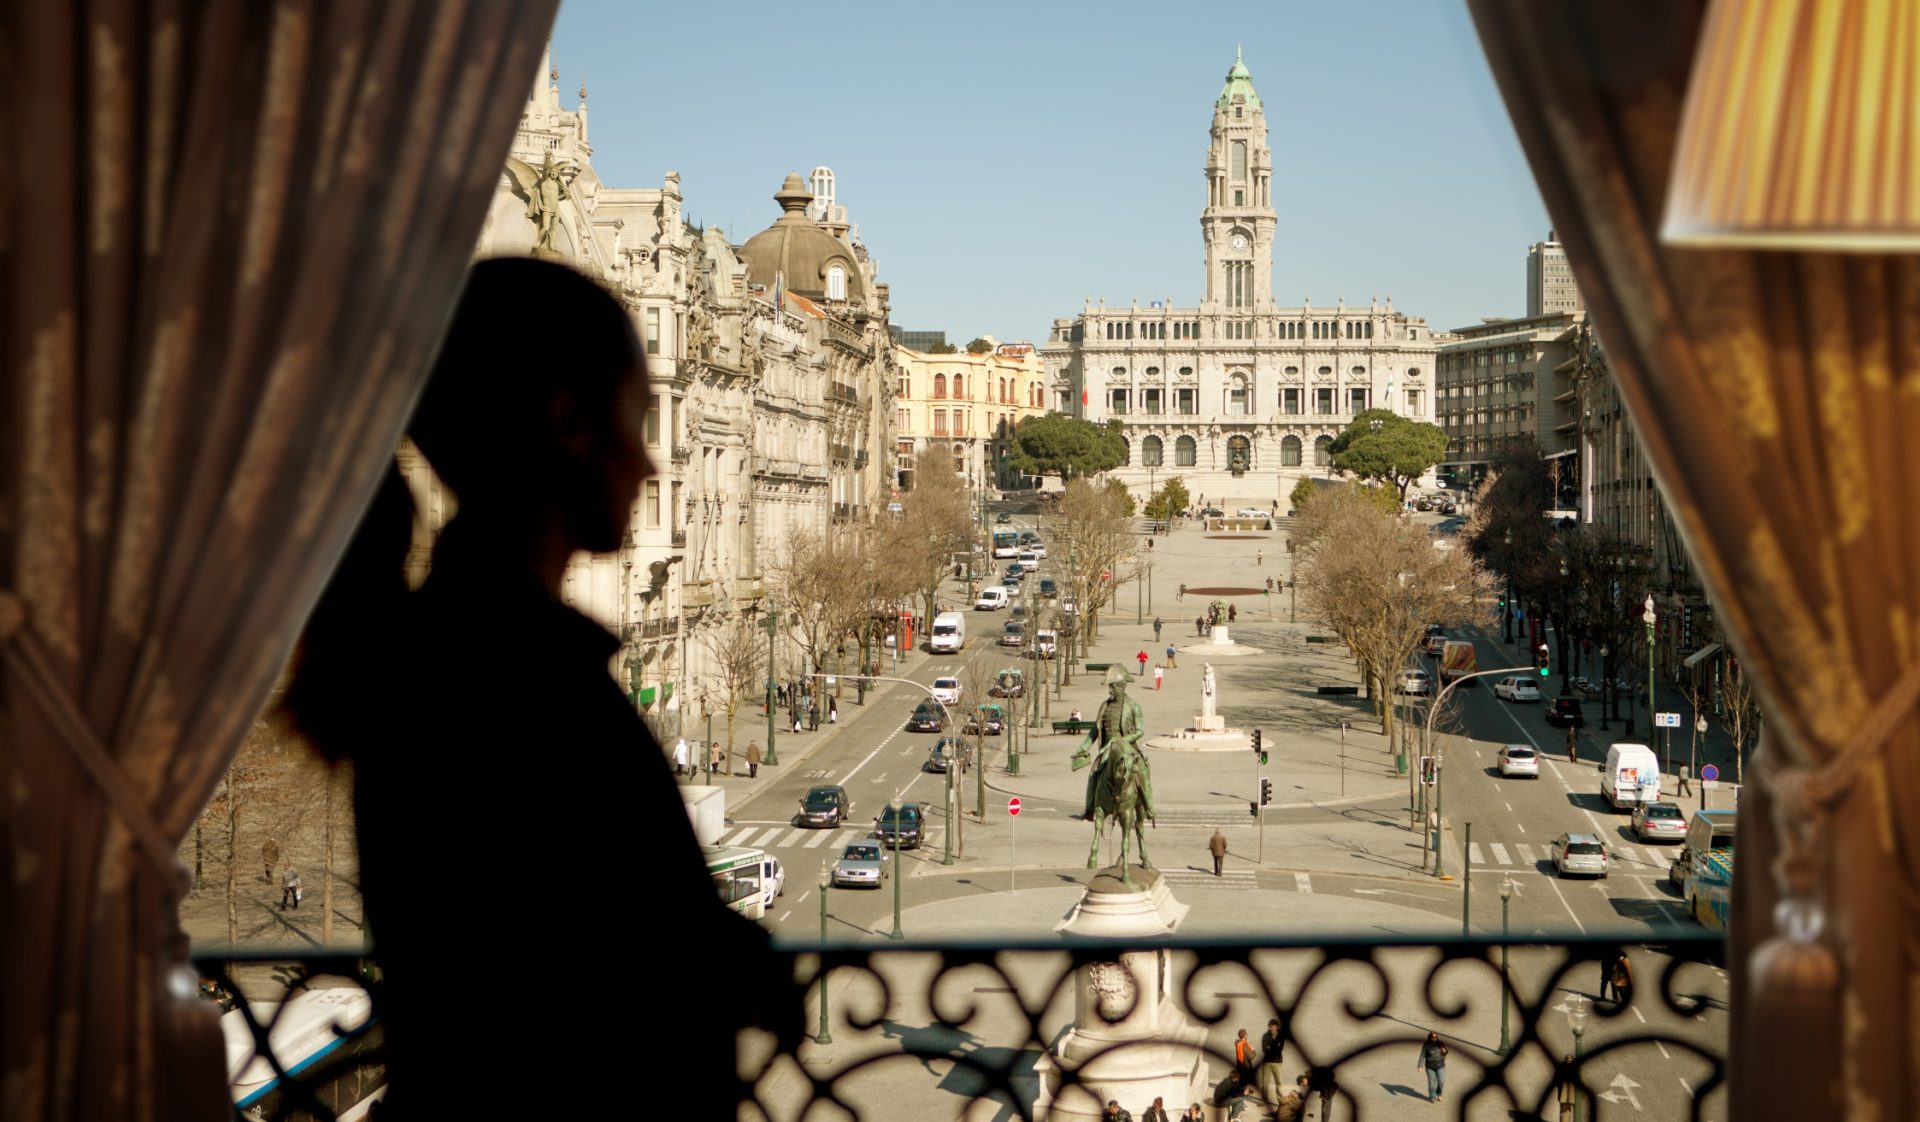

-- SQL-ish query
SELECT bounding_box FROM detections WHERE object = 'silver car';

[1497,744,1539,778]
[1553,832,1609,878]
[832,842,888,888]
[1632,801,1689,843]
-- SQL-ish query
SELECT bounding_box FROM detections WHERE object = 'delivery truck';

[1440,639,1478,684]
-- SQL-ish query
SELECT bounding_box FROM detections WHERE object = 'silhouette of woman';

[289,258,793,1116]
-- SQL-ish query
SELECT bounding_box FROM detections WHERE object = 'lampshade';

[1662,0,1920,250]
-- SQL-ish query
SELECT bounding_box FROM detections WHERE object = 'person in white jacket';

[672,737,690,778]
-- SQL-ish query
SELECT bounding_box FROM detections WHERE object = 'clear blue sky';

[548,0,1550,342]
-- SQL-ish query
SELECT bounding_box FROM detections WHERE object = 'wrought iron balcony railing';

[197,932,1726,1121]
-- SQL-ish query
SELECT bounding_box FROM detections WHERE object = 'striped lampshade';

[1662,0,1920,250]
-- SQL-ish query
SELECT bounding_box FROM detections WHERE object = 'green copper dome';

[1216,46,1262,110]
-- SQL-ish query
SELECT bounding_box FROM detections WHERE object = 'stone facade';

[893,342,1049,494]
[1040,51,1438,508]
[418,47,894,737]
[1433,311,1583,488]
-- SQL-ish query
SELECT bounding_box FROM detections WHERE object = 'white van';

[974,587,1009,611]
[930,611,966,653]
[1602,742,1661,810]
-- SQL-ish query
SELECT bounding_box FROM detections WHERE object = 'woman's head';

[411,257,650,553]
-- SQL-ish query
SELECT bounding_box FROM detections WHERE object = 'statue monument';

[525,150,570,255]
[1071,667,1156,884]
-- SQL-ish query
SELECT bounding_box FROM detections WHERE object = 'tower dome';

[738,173,864,303]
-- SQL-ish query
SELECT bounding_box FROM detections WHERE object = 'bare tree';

[1050,477,1137,655]
[702,610,768,775]
[768,529,864,716]
[1719,655,1762,785]
[894,450,975,628]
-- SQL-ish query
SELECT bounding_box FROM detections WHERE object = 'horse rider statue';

[1071,665,1158,884]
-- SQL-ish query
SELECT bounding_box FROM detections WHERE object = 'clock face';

[1230,234,1249,251]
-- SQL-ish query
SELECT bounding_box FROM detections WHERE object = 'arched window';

[1281,435,1303,466]
[826,264,847,301]
[934,373,947,399]
[1228,373,1249,416]
[1143,435,1164,466]
[1314,435,1334,467]
[953,374,965,399]
[1227,436,1251,473]
[1176,435,1197,467]
[1231,140,1247,180]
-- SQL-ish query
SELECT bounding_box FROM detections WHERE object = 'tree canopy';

[964,337,993,354]
[1327,409,1449,498]
[1006,414,1127,482]
[1145,476,1192,522]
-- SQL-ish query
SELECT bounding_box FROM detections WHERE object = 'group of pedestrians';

[670,736,764,779]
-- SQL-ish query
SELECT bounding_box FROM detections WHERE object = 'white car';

[1493,676,1543,702]
[1236,507,1268,519]
[931,677,962,705]
[1027,542,1048,559]
[1497,744,1539,778]
[1424,631,1450,655]
[1394,669,1433,696]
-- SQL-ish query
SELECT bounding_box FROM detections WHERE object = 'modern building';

[436,48,895,740]
[1040,50,1438,507]
[1525,230,1585,317]
[890,327,950,353]
[893,341,1049,495]
[1433,311,1583,490]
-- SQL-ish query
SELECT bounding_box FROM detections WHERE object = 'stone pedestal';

[1210,625,1231,645]
[1190,713,1227,733]
[1033,868,1209,1121]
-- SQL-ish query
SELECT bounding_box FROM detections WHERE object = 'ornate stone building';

[1041,51,1439,506]
[417,49,894,737]
[893,341,1049,495]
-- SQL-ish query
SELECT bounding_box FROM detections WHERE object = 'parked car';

[832,842,888,888]
[923,736,971,773]
[963,704,1005,736]
[1497,744,1540,778]
[1236,507,1267,518]
[798,785,851,829]
[999,622,1027,648]
[1200,506,1225,517]
[1415,496,1434,512]
[1632,801,1690,843]
[1545,697,1586,728]
[872,803,925,850]
[1394,669,1433,696]
[1552,831,1610,878]
[906,700,947,732]
[1493,676,1543,702]
[931,677,962,704]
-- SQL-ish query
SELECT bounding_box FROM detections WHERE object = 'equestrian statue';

[1071,666,1158,885]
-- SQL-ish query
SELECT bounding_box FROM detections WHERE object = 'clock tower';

[1202,48,1275,309]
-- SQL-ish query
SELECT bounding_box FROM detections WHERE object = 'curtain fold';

[1469,2,1920,1117]
[0,3,558,1118]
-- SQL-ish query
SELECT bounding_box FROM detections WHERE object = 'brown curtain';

[0,4,558,1119]
[1471,2,1920,1117]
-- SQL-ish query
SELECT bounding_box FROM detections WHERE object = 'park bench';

[1084,662,1113,672]
[1052,719,1097,735]
[1315,685,1360,696]
[1304,636,1334,644]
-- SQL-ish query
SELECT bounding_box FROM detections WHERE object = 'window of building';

[1228,374,1249,416]
[934,374,947,400]
[1349,388,1368,414]
[933,409,947,435]
[1232,140,1247,180]
[1281,435,1302,466]
[1406,389,1422,415]
[1283,387,1301,414]
[644,307,661,355]
[1177,387,1197,415]
[645,393,662,445]
[1143,435,1164,466]
[1234,188,1245,205]
[1314,435,1333,467]
[826,264,847,301]
[899,375,910,398]
[1110,389,1129,414]
[1145,388,1163,414]
[1176,435,1197,466]
[898,408,910,433]
[958,410,969,435]
[953,374,965,399]
[644,480,661,528]
[1315,387,1334,414]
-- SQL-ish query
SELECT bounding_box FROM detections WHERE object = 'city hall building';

[1041,51,1439,506]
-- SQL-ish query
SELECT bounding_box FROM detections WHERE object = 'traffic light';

[1259,777,1273,806]
[1534,642,1550,677]
[1252,728,1269,765]
[1420,755,1437,785]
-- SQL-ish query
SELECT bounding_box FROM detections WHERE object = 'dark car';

[1018,531,1038,544]
[907,700,947,732]
[1201,506,1224,517]
[924,736,972,773]
[873,803,925,850]
[1038,578,1060,598]
[964,704,1005,736]
[798,784,850,829]
[994,512,1012,524]
[1545,696,1586,728]
[989,669,1026,698]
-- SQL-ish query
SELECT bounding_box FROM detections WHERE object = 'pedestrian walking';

[708,741,724,775]
[746,741,763,778]
[1227,604,1237,623]
[1153,616,1164,643]
[1678,763,1693,795]
[1209,829,1228,876]
[1233,1028,1256,1079]
[808,698,820,732]
[1256,550,1263,566]
[1418,1031,1448,1102]
[1567,725,1579,763]
[1557,1056,1577,1122]
[1166,644,1178,668]
[1136,650,1150,675]
[1154,665,1164,691]
[1608,950,1634,1007]
[279,862,303,910]
[672,737,690,778]
[261,838,280,884]
[791,710,802,736]
[1195,616,1206,636]
[828,696,838,724]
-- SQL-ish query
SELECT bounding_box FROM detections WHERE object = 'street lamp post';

[815,869,833,1045]
[1567,994,1589,1122]
[888,814,904,940]
[1598,644,1610,732]
[943,741,956,867]
[1644,593,1658,767]
[1498,877,1514,1054]
[763,605,781,766]
[1503,529,1515,645]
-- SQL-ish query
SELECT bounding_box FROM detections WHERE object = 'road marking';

[803,829,836,849]
[1468,842,1484,865]
[1295,873,1313,893]
[793,891,810,905]
[1679,1077,1692,1095]
[1504,802,1513,812]
[778,910,791,922]
[1516,844,1536,864]
[1632,1006,1646,1023]
[1352,887,1447,900]
[1655,1040,1669,1059]
[1542,869,1588,933]
[1516,822,1527,834]
[747,828,783,848]
[1488,842,1511,864]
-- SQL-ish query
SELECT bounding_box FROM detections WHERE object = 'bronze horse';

[1086,740,1155,885]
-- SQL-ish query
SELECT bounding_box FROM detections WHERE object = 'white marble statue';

[1200,664,1217,722]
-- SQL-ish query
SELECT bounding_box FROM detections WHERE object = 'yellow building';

[892,341,1049,494]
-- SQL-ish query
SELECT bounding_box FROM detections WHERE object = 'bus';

[222,985,384,1119]
[706,844,782,919]
[991,531,1020,558]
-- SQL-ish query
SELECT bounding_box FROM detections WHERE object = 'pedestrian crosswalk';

[715,825,877,852]
[1159,868,1258,889]
[1467,840,1678,873]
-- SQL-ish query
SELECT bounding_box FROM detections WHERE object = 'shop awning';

[1682,642,1722,668]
